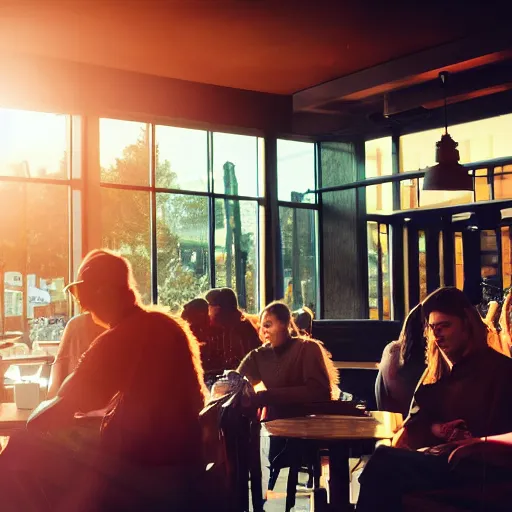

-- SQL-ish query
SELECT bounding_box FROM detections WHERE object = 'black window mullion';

[149,123,158,304]
[377,223,384,320]
[208,131,216,287]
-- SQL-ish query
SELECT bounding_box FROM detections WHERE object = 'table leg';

[328,444,353,511]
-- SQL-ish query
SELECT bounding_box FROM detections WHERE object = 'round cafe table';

[262,411,402,511]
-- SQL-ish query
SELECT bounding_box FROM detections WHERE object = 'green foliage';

[100,126,211,308]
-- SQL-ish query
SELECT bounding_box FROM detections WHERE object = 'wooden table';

[0,402,31,435]
[263,411,402,511]
[333,361,379,370]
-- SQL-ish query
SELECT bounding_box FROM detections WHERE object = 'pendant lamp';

[422,72,473,191]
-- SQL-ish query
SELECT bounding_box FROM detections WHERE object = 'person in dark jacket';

[205,287,261,372]
[357,287,512,512]
[375,303,426,417]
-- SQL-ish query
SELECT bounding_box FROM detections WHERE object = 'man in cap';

[205,287,261,372]
[0,249,208,509]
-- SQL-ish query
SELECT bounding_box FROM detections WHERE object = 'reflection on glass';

[502,226,511,289]
[213,133,260,197]
[280,207,317,313]
[0,109,68,179]
[0,182,69,341]
[277,140,315,203]
[480,230,498,282]
[366,183,393,214]
[474,168,490,202]
[100,188,151,303]
[418,230,427,301]
[454,232,464,291]
[214,199,258,313]
[156,194,210,312]
[367,222,379,319]
[380,224,391,320]
[155,126,208,191]
[366,137,393,213]
[100,118,149,186]
[400,178,419,210]
[494,165,512,200]
[400,113,512,173]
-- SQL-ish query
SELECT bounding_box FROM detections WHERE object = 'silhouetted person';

[0,249,208,510]
[205,287,261,372]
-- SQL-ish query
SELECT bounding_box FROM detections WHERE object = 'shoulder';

[486,347,512,370]
[296,338,325,355]
[250,342,273,356]
[63,314,90,333]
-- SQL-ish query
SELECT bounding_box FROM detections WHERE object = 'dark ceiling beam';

[385,62,512,115]
[0,51,292,134]
[293,32,512,112]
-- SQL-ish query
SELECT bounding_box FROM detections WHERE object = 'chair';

[200,375,264,512]
[265,400,368,512]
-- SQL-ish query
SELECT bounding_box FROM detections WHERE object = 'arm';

[28,332,121,434]
[237,350,262,386]
[47,320,76,398]
[257,342,331,406]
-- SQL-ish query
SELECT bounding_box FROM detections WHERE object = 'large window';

[0,109,73,345]
[99,121,262,313]
[277,140,318,313]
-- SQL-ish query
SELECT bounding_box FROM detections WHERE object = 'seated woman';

[237,301,339,409]
[375,304,426,417]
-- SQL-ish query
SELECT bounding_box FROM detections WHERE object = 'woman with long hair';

[375,303,426,417]
[422,286,509,386]
[357,287,512,511]
[238,300,339,407]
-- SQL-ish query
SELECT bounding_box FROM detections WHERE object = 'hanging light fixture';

[422,71,473,191]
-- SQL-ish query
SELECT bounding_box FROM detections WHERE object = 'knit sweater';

[237,337,332,406]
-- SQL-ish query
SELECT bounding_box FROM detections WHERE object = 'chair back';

[199,373,262,512]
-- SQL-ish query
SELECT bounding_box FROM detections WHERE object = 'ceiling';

[0,0,506,95]
[0,1,511,136]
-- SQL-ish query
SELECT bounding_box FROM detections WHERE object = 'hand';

[431,419,472,442]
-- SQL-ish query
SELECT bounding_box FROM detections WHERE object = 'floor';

[258,431,367,512]
[257,432,313,512]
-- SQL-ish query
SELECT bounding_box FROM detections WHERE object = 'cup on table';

[14,381,41,409]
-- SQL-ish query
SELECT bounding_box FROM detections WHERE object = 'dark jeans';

[356,445,510,512]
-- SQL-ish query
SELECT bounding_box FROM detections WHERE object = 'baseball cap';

[64,250,131,296]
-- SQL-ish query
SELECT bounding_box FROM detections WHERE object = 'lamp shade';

[423,133,473,191]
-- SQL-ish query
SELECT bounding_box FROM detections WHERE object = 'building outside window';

[0,108,73,346]
[277,139,318,314]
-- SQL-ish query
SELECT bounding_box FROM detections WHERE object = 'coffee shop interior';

[1,1,512,511]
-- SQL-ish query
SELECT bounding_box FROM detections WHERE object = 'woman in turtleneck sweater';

[237,301,339,407]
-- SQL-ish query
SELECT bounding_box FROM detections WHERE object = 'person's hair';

[399,303,426,366]
[421,286,502,384]
[260,301,340,399]
[294,306,314,336]
[181,298,209,324]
